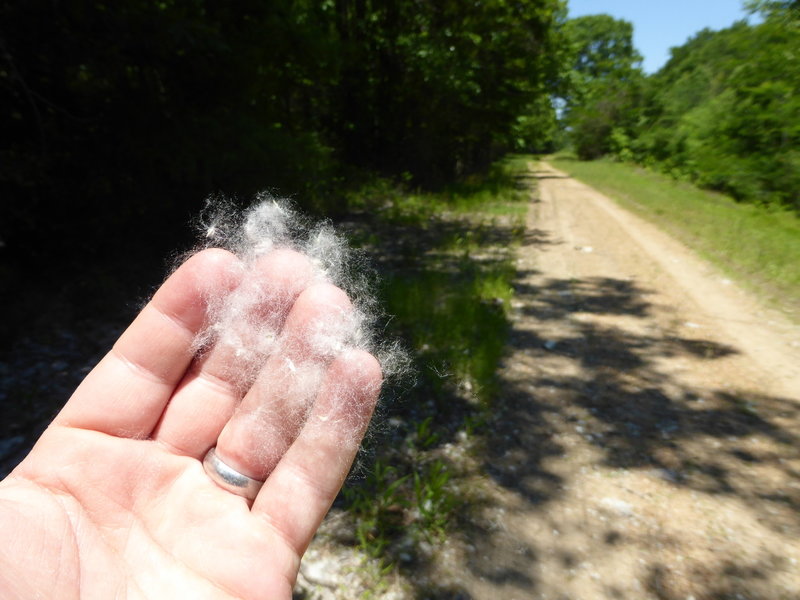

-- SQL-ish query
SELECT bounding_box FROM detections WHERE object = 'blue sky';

[567,1,757,73]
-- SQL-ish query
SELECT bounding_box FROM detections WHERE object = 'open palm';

[0,248,382,599]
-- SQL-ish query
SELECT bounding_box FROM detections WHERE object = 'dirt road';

[436,163,800,599]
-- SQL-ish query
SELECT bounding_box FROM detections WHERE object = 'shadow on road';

[466,223,800,598]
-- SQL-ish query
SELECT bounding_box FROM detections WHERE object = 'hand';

[0,248,382,599]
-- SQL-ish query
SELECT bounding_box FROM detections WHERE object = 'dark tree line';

[0,0,564,263]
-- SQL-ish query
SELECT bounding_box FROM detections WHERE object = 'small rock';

[653,468,681,484]
[625,422,642,437]
[300,556,341,588]
[600,497,635,517]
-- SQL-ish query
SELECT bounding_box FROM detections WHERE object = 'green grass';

[347,155,530,225]
[381,262,514,404]
[549,154,800,319]
[340,156,530,565]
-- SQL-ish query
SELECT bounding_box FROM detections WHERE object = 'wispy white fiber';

[186,195,408,447]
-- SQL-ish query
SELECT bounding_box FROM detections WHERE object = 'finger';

[54,249,241,437]
[152,249,314,457]
[252,349,382,555]
[213,283,354,481]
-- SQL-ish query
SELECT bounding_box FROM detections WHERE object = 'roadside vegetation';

[549,155,800,318]
[562,1,799,212]
[319,157,530,588]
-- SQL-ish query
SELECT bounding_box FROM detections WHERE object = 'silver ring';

[203,447,264,500]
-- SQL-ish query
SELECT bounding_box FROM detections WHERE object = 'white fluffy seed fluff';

[186,194,408,448]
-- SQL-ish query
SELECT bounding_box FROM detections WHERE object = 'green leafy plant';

[344,460,410,558]
[412,460,458,538]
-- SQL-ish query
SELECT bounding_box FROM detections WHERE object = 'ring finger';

[211,282,355,487]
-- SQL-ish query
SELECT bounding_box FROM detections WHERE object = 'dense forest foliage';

[564,1,800,211]
[0,0,563,262]
[2,0,798,269]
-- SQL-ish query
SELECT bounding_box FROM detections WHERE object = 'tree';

[331,0,565,182]
[560,14,644,159]
[631,11,800,209]
[745,0,800,19]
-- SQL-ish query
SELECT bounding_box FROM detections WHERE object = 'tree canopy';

[633,7,800,209]
[560,14,644,160]
[0,0,565,261]
[562,5,800,210]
